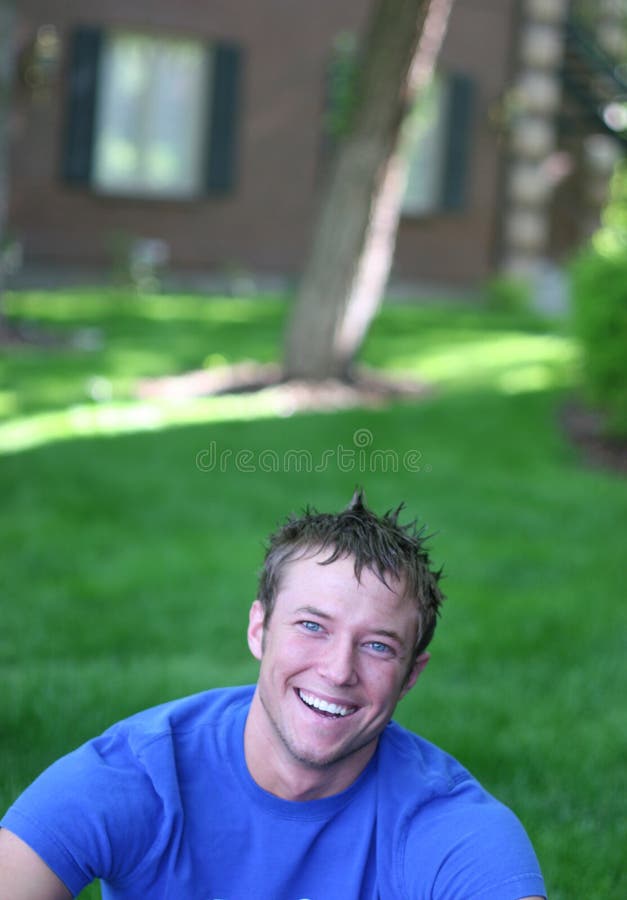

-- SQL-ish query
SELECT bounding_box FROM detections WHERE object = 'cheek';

[286,639,318,668]
[264,633,316,670]
[362,662,406,703]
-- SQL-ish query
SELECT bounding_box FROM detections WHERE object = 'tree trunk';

[284,0,456,381]
[0,0,17,329]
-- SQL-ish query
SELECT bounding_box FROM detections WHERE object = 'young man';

[0,492,546,899]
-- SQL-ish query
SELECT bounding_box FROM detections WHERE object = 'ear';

[247,600,265,661]
[400,652,430,699]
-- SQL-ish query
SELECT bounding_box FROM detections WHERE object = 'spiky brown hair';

[257,488,444,657]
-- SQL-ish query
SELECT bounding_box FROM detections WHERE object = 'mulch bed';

[560,400,627,474]
[136,361,432,414]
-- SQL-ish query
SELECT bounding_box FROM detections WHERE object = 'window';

[323,36,474,216]
[63,27,241,199]
[401,75,450,215]
[401,72,475,216]
[93,33,210,198]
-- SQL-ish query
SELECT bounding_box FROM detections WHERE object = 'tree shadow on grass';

[136,360,627,475]
[136,359,432,416]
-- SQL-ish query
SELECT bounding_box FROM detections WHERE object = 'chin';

[290,736,371,772]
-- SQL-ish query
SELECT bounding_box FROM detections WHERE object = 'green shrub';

[484,274,532,314]
[571,163,627,437]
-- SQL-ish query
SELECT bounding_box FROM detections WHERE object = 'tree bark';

[284,0,456,381]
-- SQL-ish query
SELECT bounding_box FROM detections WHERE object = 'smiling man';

[245,551,428,801]
[0,491,546,899]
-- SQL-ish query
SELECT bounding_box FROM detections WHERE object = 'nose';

[316,636,359,687]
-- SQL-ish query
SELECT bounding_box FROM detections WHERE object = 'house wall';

[9,0,518,287]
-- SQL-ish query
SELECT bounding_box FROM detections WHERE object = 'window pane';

[402,76,450,216]
[93,32,210,198]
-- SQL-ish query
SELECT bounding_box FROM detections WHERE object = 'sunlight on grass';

[0,394,285,454]
[498,364,556,394]
[1,290,579,454]
[391,333,578,392]
[0,390,17,415]
[5,291,120,321]
[110,294,282,323]
[4,290,283,324]
[0,331,577,453]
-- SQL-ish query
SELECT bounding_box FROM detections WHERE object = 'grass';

[1,289,625,899]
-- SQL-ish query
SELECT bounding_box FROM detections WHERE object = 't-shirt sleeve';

[401,795,546,900]
[1,729,165,896]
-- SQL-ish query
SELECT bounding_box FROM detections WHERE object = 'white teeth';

[298,690,354,717]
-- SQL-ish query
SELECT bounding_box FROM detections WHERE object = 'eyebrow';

[294,605,405,647]
[295,605,332,619]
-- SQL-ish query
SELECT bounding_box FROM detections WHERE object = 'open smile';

[297,689,358,718]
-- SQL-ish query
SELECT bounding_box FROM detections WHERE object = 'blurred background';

[1,0,625,293]
[1,2,626,899]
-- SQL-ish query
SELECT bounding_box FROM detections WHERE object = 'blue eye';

[367,641,391,654]
[301,621,322,632]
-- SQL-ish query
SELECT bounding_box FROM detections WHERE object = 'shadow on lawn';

[137,359,627,474]
[136,359,432,415]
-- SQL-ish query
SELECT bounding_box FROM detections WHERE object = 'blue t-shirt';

[2,685,546,899]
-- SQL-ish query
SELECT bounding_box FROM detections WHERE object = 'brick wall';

[9,0,517,287]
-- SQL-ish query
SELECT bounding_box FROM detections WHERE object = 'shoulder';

[58,683,255,814]
[377,721,474,803]
[102,683,254,754]
[376,724,546,899]
[29,684,254,788]
[0,685,254,894]
[402,794,545,898]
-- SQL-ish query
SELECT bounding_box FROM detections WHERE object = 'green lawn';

[1,290,625,899]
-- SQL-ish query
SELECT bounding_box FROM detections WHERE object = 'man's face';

[246,551,428,792]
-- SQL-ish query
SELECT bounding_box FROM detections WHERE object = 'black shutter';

[441,73,475,211]
[62,26,103,184]
[205,43,242,194]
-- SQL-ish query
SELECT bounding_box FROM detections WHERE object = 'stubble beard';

[259,690,377,772]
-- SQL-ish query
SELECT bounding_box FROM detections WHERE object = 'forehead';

[277,550,418,629]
